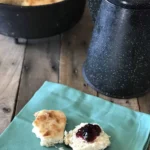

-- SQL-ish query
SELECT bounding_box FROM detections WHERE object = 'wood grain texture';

[59,7,96,95]
[0,35,25,133]
[15,36,60,114]
[138,92,150,114]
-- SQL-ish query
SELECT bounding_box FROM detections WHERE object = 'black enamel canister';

[83,0,150,98]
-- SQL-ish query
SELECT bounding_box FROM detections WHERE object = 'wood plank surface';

[15,36,61,114]
[138,92,150,114]
[0,35,25,133]
[59,7,96,95]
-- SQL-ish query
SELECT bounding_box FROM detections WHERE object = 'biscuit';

[64,123,110,150]
[32,110,66,147]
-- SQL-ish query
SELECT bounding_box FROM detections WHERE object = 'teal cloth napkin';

[0,81,150,150]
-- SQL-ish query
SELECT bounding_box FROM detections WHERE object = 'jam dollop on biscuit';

[76,124,101,142]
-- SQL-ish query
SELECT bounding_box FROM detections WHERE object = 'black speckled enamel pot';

[0,0,86,39]
[83,0,150,98]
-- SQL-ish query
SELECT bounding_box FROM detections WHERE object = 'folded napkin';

[0,81,150,150]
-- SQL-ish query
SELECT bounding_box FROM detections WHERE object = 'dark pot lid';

[108,0,150,9]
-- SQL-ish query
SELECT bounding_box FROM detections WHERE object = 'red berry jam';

[76,124,101,142]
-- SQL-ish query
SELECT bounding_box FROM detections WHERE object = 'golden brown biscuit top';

[33,110,66,138]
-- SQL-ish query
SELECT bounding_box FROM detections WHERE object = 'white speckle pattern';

[88,0,101,22]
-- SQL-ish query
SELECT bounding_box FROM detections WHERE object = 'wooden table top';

[0,7,149,149]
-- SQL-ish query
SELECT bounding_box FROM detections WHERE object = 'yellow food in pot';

[0,0,23,5]
[0,0,64,6]
[22,0,64,6]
